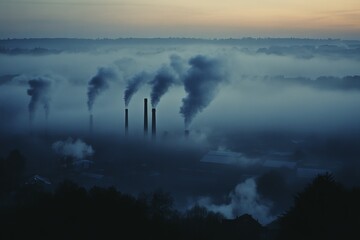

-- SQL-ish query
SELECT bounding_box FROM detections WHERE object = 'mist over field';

[1,38,360,226]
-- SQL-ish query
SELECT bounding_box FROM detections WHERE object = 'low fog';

[1,38,360,224]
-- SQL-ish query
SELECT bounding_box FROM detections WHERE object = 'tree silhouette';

[0,178,274,240]
[183,205,225,240]
[0,149,26,194]
[279,173,360,240]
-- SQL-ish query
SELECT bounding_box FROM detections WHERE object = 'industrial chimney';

[125,108,129,136]
[152,108,156,138]
[144,98,148,136]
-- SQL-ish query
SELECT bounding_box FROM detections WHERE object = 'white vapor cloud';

[198,178,275,225]
[52,137,94,159]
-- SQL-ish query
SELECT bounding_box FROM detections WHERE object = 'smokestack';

[125,108,129,136]
[152,108,156,138]
[144,98,148,136]
[89,114,93,134]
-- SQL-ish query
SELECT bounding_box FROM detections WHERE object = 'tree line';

[1,149,360,239]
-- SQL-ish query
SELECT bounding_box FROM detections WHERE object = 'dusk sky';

[1,0,359,39]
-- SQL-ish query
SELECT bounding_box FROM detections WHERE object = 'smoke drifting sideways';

[146,55,186,108]
[27,78,52,123]
[87,67,117,113]
[124,71,150,107]
[180,55,227,128]
[52,138,94,160]
[149,67,176,108]
[170,54,187,80]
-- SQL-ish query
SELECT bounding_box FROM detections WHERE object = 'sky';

[0,0,359,39]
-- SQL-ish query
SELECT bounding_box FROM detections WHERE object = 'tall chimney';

[152,108,156,138]
[144,98,148,136]
[125,108,129,135]
[89,114,93,134]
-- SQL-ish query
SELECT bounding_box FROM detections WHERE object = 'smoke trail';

[180,55,226,128]
[87,67,116,112]
[170,54,186,80]
[52,138,94,160]
[27,78,52,122]
[124,71,149,107]
[150,67,176,107]
[114,57,138,81]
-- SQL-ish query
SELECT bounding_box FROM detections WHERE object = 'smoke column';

[150,67,175,107]
[124,71,149,107]
[180,55,226,128]
[87,67,116,112]
[27,79,52,123]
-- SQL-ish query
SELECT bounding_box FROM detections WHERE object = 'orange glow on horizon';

[0,0,359,38]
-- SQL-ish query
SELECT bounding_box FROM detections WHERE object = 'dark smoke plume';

[124,71,149,107]
[150,67,176,107]
[87,67,116,112]
[27,78,52,122]
[180,55,226,128]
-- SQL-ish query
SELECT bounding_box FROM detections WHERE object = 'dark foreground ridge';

[1,150,360,240]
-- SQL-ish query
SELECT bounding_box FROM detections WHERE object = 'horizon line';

[1,36,359,41]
